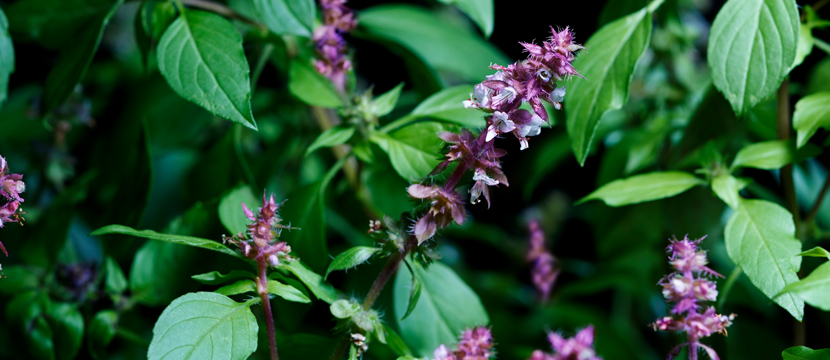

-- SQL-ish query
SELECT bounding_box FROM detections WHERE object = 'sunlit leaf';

[707,0,798,116]
[793,92,830,148]
[782,346,830,359]
[777,261,830,311]
[325,246,381,279]
[218,185,260,235]
[288,59,344,108]
[254,0,315,37]
[306,126,355,157]
[711,174,751,209]
[577,171,704,207]
[725,199,803,320]
[91,224,246,261]
[157,10,257,129]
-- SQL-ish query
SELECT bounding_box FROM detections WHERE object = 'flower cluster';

[463,27,582,150]
[529,326,601,360]
[650,235,735,360]
[433,326,495,360]
[527,220,559,302]
[407,27,582,244]
[223,193,297,267]
[313,0,356,91]
[0,155,27,257]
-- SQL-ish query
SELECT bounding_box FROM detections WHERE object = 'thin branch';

[181,0,265,29]
[777,79,800,226]
[257,261,280,360]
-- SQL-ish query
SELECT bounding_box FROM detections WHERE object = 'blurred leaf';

[0,265,41,295]
[777,261,830,311]
[382,85,481,132]
[383,324,413,357]
[218,185,260,235]
[731,140,796,170]
[267,279,311,303]
[400,260,422,321]
[566,5,653,166]
[104,257,128,295]
[306,126,355,157]
[254,0,315,37]
[330,299,360,318]
[707,0,798,116]
[598,0,649,26]
[712,173,750,209]
[524,132,572,199]
[192,270,256,285]
[157,10,257,130]
[45,303,84,360]
[799,246,830,259]
[725,199,803,320]
[0,7,13,108]
[437,0,493,37]
[282,260,338,303]
[91,225,245,261]
[393,261,489,357]
[148,293,258,360]
[793,92,830,148]
[577,171,704,207]
[373,82,404,117]
[6,291,53,360]
[782,346,830,359]
[325,246,381,279]
[215,279,257,296]
[86,310,117,360]
[356,4,509,83]
[364,157,413,217]
[793,23,814,70]
[372,121,447,181]
[136,1,177,70]
[288,59,344,108]
[807,58,830,95]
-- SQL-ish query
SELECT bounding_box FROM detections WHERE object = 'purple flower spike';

[530,325,602,360]
[526,220,560,302]
[464,27,582,150]
[430,326,495,360]
[650,235,735,360]
[407,184,467,244]
[222,192,298,267]
[313,0,356,90]
[0,155,27,257]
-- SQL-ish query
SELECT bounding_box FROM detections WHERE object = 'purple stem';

[258,260,279,360]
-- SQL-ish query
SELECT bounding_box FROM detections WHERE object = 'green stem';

[717,267,742,309]
[805,174,830,223]
[777,79,800,226]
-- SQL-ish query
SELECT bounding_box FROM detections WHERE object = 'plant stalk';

[363,250,405,310]
[805,174,830,223]
[257,261,279,360]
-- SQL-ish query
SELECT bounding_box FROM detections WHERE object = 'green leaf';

[707,0,799,116]
[400,261,422,321]
[325,246,381,279]
[42,0,123,112]
[725,199,803,320]
[148,293,258,360]
[254,0,315,37]
[782,346,830,360]
[157,10,257,130]
[218,185,260,235]
[798,246,830,259]
[267,279,311,303]
[437,0,493,37]
[576,171,704,207]
[104,257,128,295]
[192,270,256,285]
[731,140,796,170]
[394,261,489,357]
[566,6,653,166]
[330,299,361,318]
[793,23,814,70]
[383,324,414,357]
[45,303,84,360]
[372,82,405,117]
[6,291,54,360]
[793,92,830,148]
[777,261,830,311]
[408,85,481,129]
[215,279,257,296]
[0,265,42,295]
[87,310,118,360]
[283,260,338,304]
[371,122,448,181]
[288,59,344,108]
[91,224,246,261]
[0,7,14,108]
[356,4,509,83]
[712,174,751,209]
[306,126,356,157]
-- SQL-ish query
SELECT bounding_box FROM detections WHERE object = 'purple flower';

[0,155,27,257]
[650,235,735,360]
[313,0,356,90]
[530,326,601,360]
[464,27,582,150]
[223,192,297,267]
[408,184,467,244]
[526,220,559,302]
[431,326,495,360]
